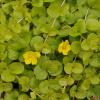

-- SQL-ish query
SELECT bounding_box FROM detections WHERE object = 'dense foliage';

[0,0,100,100]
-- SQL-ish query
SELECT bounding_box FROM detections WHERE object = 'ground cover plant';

[0,0,100,100]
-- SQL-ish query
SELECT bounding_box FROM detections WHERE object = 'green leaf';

[80,79,91,90]
[63,55,73,65]
[0,62,7,74]
[39,80,49,94]
[85,67,96,78]
[75,90,86,99]
[30,92,36,99]
[68,26,81,37]
[18,76,30,92]
[30,36,44,51]
[31,7,46,17]
[8,62,24,74]
[86,18,100,32]
[81,39,90,50]
[1,70,16,82]
[71,41,81,54]
[90,76,100,85]
[89,53,100,67]
[47,60,63,76]
[0,10,6,25]
[60,93,69,100]
[0,25,13,42]
[91,84,100,97]
[87,33,99,50]
[18,93,29,100]
[74,19,86,33]
[64,63,73,74]
[66,76,74,85]
[4,90,19,100]
[30,77,40,89]
[47,0,69,17]
[72,73,82,81]
[77,0,86,6]
[34,66,48,80]
[0,83,13,93]
[59,78,67,86]
[32,0,43,7]
[87,0,100,10]
[43,0,55,2]
[64,62,83,74]
[70,85,77,97]
[42,44,52,54]
[8,49,19,60]
[72,63,83,74]
[8,18,22,33]
[49,79,61,91]
[79,51,93,65]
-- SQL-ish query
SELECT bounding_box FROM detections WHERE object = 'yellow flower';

[58,40,71,55]
[23,51,41,65]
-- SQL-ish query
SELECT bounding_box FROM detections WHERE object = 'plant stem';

[85,8,89,22]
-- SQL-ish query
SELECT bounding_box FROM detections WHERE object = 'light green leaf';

[70,85,77,97]
[9,62,24,74]
[90,76,100,85]
[0,62,7,74]
[34,66,48,80]
[32,0,43,7]
[63,55,73,65]
[30,36,44,51]
[67,77,74,85]
[71,41,81,54]
[72,63,83,74]
[18,76,30,91]
[1,70,16,82]
[49,79,61,91]
[80,79,91,90]
[81,39,90,50]
[39,80,49,94]
[30,77,39,89]
[30,92,36,99]
[8,49,19,60]
[86,18,100,32]
[75,90,86,99]
[0,83,13,93]
[18,93,29,100]
[47,0,69,17]
[72,73,82,81]
[59,78,67,86]
[89,53,100,67]
[47,60,63,76]
[79,51,93,65]
[64,63,73,74]
[43,0,55,2]
[4,90,19,100]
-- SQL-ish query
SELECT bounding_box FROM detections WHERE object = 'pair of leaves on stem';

[34,60,63,80]
[81,33,100,51]
[1,62,24,82]
[64,62,83,74]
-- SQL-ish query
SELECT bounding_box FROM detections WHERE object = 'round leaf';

[39,80,49,94]
[1,70,15,82]
[72,63,83,74]
[34,66,48,80]
[9,62,24,74]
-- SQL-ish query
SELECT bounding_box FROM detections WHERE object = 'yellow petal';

[58,40,71,55]
[31,57,37,65]
[25,58,31,65]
